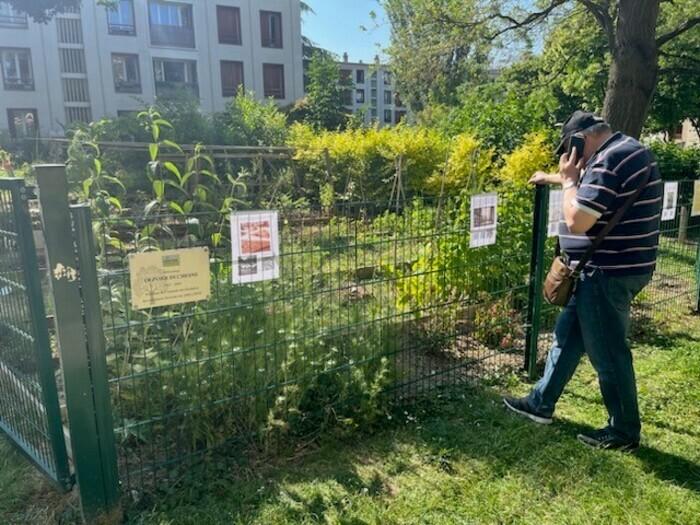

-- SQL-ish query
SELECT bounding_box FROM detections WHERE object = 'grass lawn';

[2,306,699,524]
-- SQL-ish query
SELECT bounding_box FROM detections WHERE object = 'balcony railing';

[108,22,136,36]
[0,14,28,29]
[3,78,35,91]
[155,81,199,98]
[150,24,195,48]
[115,80,142,93]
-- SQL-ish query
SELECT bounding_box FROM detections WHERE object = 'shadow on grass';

[135,383,700,524]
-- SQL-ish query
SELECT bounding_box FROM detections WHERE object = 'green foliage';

[431,84,558,155]
[382,0,491,110]
[223,88,289,146]
[423,134,494,195]
[648,141,700,180]
[397,133,554,312]
[289,123,447,201]
[303,51,352,131]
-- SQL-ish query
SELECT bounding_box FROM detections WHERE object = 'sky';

[302,0,391,63]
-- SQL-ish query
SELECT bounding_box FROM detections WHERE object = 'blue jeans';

[527,270,652,441]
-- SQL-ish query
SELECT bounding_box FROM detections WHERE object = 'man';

[503,111,662,452]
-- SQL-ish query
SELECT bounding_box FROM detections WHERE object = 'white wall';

[0,0,304,136]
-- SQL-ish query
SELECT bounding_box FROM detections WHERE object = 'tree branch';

[432,0,568,42]
[657,16,700,48]
[576,0,616,51]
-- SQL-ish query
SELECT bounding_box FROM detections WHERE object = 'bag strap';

[572,164,652,275]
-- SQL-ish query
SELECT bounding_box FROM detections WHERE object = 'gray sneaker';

[503,396,553,425]
[577,427,639,452]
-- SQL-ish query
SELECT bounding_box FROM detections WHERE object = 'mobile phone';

[568,133,585,159]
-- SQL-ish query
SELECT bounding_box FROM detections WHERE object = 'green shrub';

[648,140,700,180]
[289,123,447,202]
[397,132,555,313]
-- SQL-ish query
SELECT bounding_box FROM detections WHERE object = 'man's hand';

[528,171,562,185]
[559,149,584,184]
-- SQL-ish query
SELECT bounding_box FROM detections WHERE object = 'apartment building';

[338,53,407,127]
[0,0,304,137]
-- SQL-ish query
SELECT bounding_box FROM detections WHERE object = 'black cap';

[555,111,607,155]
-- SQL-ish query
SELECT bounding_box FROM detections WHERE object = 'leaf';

[94,158,102,176]
[183,200,194,214]
[199,169,220,183]
[152,123,160,142]
[107,196,123,211]
[160,140,184,153]
[82,178,93,197]
[149,143,158,162]
[103,175,126,192]
[152,180,165,200]
[168,202,185,215]
[163,179,190,196]
[153,118,173,129]
[163,161,183,183]
[144,200,160,216]
[211,232,222,247]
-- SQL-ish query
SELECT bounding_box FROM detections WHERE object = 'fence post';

[34,165,121,523]
[524,185,549,380]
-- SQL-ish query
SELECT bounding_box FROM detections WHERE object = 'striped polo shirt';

[559,132,662,276]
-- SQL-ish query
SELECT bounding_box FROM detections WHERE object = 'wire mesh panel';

[536,180,700,361]
[94,189,535,497]
[0,178,70,488]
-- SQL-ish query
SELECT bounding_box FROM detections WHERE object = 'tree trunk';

[602,0,660,138]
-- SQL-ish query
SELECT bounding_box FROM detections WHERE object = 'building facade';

[0,0,304,137]
[338,53,407,128]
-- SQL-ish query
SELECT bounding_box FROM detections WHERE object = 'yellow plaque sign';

[129,247,210,310]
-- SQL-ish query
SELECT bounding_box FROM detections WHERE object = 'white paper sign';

[230,211,280,284]
[548,189,564,237]
[470,193,498,248]
[661,182,679,222]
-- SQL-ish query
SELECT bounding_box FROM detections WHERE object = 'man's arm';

[529,150,598,234]
[559,150,598,235]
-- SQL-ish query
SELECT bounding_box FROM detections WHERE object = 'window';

[395,93,403,107]
[341,89,352,106]
[0,3,27,28]
[263,63,285,99]
[107,0,136,35]
[153,58,198,96]
[1,48,33,90]
[371,88,377,99]
[355,89,365,104]
[112,53,141,93]
[371,108,377,118]
[260,11,282,48]
[384,110,392,124]
[356,69,364,84]
[383,71,392,85]
[384,90,392,105]
[217,5,241,45]
[149,1,194,47]
[395,110,407,124]
[339,69,352,83]
[221,60,244,97]
[7,109,38,138]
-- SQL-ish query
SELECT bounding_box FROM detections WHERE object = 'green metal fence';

[0,178,71,489]
[2,167,699,519]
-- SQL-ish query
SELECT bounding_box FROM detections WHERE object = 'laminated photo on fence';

[230,210,280,284]
[469,193,499,248]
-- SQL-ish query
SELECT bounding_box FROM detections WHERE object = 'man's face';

[581,135,598,163]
